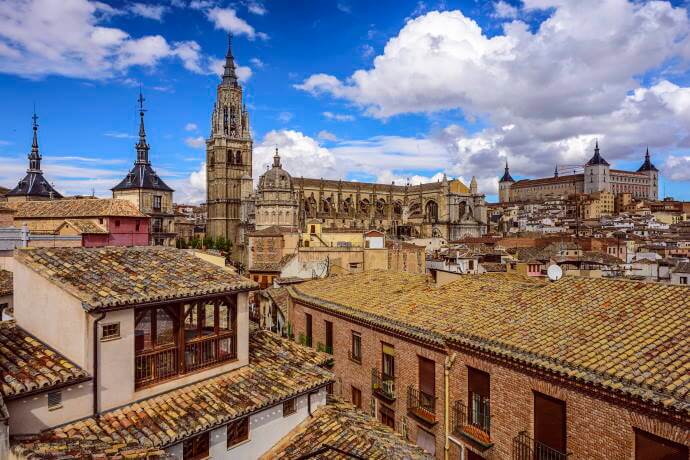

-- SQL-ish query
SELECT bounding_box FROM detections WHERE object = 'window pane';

[184,304,199,340]
[156,308,175,346]
[219,304,231,331]
[201,304,215,335]
[135,310,153,351]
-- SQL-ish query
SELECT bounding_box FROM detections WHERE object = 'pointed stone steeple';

[28,109,41,172]
[500,159,514,183]
[554,166,558,178]
[222,33,238,86]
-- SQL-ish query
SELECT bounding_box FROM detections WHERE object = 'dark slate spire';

[586,139,610,166]
[28,109,41,171]
[222,32,238,86]
[554,165,559,178]
[6,110,63,199]
[637,146,658,172]
[499,159,514,183]
[112,90,174,193]
[135,89,150,165]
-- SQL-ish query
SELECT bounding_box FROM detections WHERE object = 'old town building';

[292,175,488,240]
[112,92,175,246]
[499,143,659,203]
[8,198,149,247]
[287,271,689,460]
[0,246,428,459]
[6,112,62,203]
[247,223,425,289]
[206,34,254,258]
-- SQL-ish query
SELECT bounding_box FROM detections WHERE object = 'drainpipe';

[92,311,106,416]
[444,353,457,460]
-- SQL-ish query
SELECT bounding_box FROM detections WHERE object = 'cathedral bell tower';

[206,33,253,259]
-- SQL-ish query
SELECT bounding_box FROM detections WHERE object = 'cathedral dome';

[259,149,293,191]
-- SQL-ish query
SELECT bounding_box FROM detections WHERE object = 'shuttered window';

[635,429,688,460]
[534,392,566,454]
[418,356,435,397]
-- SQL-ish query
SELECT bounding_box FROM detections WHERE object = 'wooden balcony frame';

[134,295,238,390]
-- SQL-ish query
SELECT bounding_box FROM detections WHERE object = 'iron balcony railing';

[512,431,571,460]
[407,386,437,422]
[371,368,396,401]
[451,398,492,447]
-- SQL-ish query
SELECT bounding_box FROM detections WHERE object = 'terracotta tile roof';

[0,321,89,399]
[13,330,333,458]
[58,219,108,234]
[512,174,584,188]
[15,247,258,311]
[0,269,11,297]
[290,271,690,415]
[265,287,290,317]
[264,400,433,460]
[9,199,147,219]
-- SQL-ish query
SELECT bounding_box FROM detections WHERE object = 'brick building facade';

[287,271,689,460]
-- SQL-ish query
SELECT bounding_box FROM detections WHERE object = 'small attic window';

[153,175,159,185]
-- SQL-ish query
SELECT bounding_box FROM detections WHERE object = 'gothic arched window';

[235,151,242,164]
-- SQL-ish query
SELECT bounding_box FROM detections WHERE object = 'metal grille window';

[283,397,296,417]
[47,391,62,410]
[101,323,120,341]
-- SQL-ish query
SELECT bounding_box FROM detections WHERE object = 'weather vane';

[138,86,146,112]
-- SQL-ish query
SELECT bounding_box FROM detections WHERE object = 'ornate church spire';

[135,89,150,165]
[222,33,238,86]
[28,109,41,172]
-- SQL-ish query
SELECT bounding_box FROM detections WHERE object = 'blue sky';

[1,0,690,203]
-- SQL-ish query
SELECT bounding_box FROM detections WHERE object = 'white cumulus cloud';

[296,2,690,183]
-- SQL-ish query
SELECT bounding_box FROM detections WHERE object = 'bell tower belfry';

[206,33,253,258]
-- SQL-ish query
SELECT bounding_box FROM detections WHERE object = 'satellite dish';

[547,264,563,282]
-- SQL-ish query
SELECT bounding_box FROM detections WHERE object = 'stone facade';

[293,176,487,240]
[206,35,253,260]
[499,144,659,203]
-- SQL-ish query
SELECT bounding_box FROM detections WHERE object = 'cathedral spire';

[135,89,150,164]
[28,108,41,171]
[222,32,238,86]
